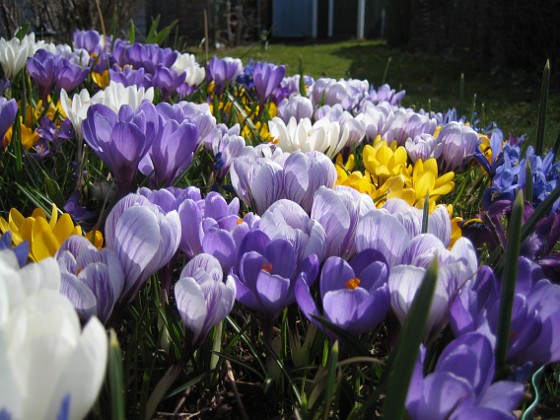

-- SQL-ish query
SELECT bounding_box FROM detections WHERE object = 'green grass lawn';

[206,39,560,149]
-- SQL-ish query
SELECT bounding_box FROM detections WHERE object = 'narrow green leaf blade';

[535,60,550,156]
[496,191,523,368]
[108,329,125,420]
[381,258,438,420]
[323,340,339,420]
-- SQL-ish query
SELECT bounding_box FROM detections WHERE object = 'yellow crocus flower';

[410,158,455,210]
[0,204,85,261]
[363,138,411,186]
[92,69,110,89]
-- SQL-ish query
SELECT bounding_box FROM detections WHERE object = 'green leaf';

[381,258,439,420]
[421,190,429,234]
[458,73,465,118]
[523,161,533,204]
[108,329,125,420]
[496,190,523,368]
[381,57,392,86]
[129,19,136,44]
[535,60,550,156]
[323,340,339,420]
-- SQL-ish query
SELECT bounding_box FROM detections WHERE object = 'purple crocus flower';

[231,230,319,319]
[207,123,246,183]
[82,101,159,196]
[104,193,181,304]
[388,235,477,333]
[405,133,443,164]
[73,30,103,54]
[26,49,60,101]
[175,253,236,348]
[253,61,286,104]
[0,97,17,143]
[109,66,152,90]
[176,190,243,274]
[54,59,89,94]
[406,332,524,419]
[450,257,560,367]
[206,56,243,96]
[138,117,200,188]
[295,249,390,339]
[259,199,326,263]
[283,151,337,213]
[277,95,314,122]
[310,186,375,259]
[438,121,480,171]
[56,235,125,324]
[230,148,285,215]
[152,66,185,100]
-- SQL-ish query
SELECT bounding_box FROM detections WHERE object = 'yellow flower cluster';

[0,204,102,262]
[336,136,455,212]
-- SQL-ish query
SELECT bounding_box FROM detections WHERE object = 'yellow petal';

[48,203,59,231]
[52,213,79,244]
[31,218,59,261]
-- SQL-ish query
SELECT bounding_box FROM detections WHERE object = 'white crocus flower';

[0,252,108,420]
[60,88,92,140]
[172,52,206,86]
[93,81,154,113]
[268,116,349,159]
[61,81,154,138]
[0,33,36,79]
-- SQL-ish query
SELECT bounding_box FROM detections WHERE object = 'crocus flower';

[452,257,560,367]
[56,235,125,324]
[171,52,206,89]
[104,193,181,304]
[0,33,36,79]
[283,150,337,213]
[310,185,375,259]
[231,230,319,319]
[437,121,480,171]
[138,117,200,188]
[175,253,236,347]
[277,95,314,122]
[268,116,349,159]
[388,235,477,332]
[175,190,242,273]
[295,249,390,339]
[253,61,286,104]
[230,146,286,215]
[0,97,17,144]
[26,49,60,100]
[72,29,103,54]
[0,252,108,420]
[406,333,524,419]
[54,58,89,93]
[82,101,159,195]
[405,133,443,163]
[206,56,243,96]
[0,204,83,262]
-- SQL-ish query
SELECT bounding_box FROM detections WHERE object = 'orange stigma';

[236,217,244,225]
[262,263,273,273]
[345,277,361,290]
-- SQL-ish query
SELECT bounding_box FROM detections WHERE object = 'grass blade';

[381,57,392,86]
[322,340,339,420]
[495,191,523,368]
[380,258,438,420]
[458,73,465,118]
[108,329,126,420]
[535,60,550,156]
